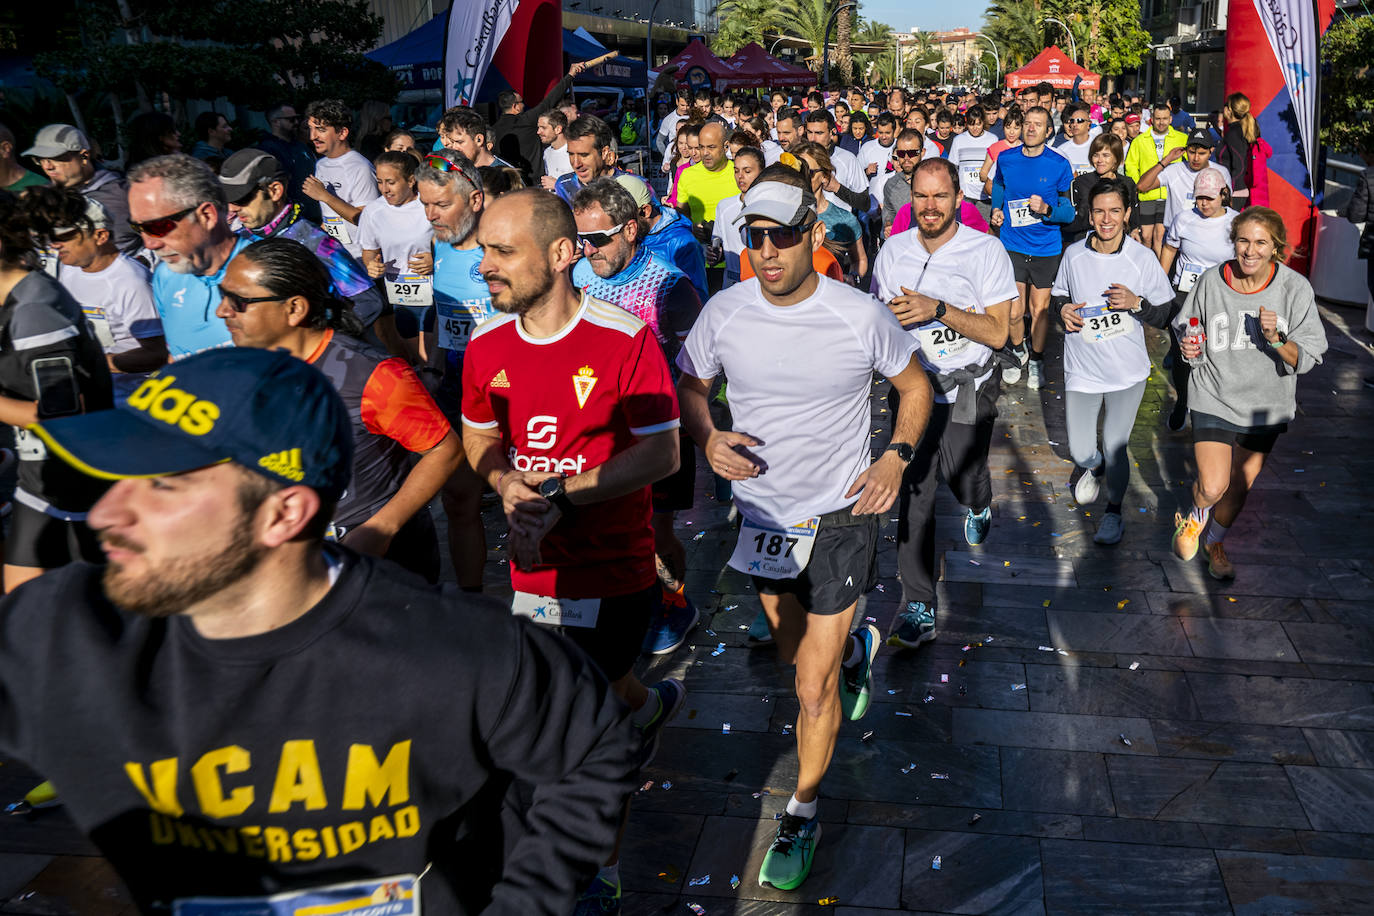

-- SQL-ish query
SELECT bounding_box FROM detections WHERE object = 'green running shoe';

[839,625,880,721]
[572,874,621,915]
[758,813,821,890]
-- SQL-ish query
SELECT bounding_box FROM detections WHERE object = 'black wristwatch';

[886,442,916,464]
[538,475,576,515]
[934,300,947,320]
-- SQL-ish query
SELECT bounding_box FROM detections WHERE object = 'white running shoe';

[1073,466,1102,505]
[1002,364,1022,385]
[1026,360,1044,390]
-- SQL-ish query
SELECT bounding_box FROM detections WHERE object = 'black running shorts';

[751,509,879,615]
[543,583,658,681]
[1007,250,1062,290]
[7,502,103,570]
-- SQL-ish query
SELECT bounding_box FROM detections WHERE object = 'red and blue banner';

[442,0,562,107]
[1224,0,1337,273]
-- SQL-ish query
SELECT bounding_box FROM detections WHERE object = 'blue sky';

[859,1,985,34]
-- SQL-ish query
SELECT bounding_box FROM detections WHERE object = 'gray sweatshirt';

[1174,261,1327,427]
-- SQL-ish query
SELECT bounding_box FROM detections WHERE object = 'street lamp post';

[1042,17,1076,64]
[821,0,858,89]
[646,0,666,111]
[978,34,1000,87]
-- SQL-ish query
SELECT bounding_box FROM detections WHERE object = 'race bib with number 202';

[728,517,821,580]
[918,323,969,360]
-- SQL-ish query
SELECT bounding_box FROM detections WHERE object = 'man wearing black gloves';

[492,60,590,181]
[3,347,640,915]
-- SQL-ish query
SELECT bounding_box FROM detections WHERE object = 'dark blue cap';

[31,348,353,501]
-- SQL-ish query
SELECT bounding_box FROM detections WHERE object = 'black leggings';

[1168,295,1190,412]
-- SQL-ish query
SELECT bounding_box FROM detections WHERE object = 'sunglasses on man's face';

[740,222,815,251]
[1068,117,1090,124]
[47,228,83,244]
[218,288,287,313]
[577,223,626,249]
[893,148,922,160]
[129,205,198,239]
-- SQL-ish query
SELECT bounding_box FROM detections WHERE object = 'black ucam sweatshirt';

[0,552,639,914]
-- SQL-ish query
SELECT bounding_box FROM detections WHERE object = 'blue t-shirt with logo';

[432,243,496,359]
[152,236,255,359]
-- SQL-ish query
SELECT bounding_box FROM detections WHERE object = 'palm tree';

[984,0,1046,70]
[836,2,853,86]
[855,21,894,87]
[772,0,832,73]
[713,0,786,57]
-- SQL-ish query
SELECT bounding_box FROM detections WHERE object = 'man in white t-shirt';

[802,110,868,199]
[947,104,1000,222]
[655,89,691,156]
[537,110,573,187]
[302,99,379,259]
[677,170,930,893]
[872,158,1016,651]
[1052,102,1098,177]
[1136,129,1233,234]
[858,113,898,178]
[46,194,167,400]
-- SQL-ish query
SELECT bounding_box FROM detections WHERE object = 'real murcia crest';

[573,365,597,408]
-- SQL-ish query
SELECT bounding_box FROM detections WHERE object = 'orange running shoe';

[1205,542,1235,580]
[1172,511,1205,561]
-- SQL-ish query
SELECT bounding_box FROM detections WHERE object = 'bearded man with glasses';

[128,153,254,359]
[676,165,931,892]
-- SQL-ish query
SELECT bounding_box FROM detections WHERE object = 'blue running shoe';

[572,874,621,915]
[964,507,992,546]
[747,608,774,646]
[642,588,699,655]
[887,601,937,649]
[840,625,880,720]
[637,678,687,768]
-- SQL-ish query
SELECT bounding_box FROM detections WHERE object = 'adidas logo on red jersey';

[491,370,510,388]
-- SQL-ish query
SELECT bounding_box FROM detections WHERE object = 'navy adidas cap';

[31,348,353,501]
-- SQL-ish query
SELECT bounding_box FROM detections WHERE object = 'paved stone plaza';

[1,303,1372,914]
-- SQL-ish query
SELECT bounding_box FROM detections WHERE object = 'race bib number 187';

[728,516,821,580]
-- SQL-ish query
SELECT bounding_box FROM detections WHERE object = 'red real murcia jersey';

[461,293,680,598]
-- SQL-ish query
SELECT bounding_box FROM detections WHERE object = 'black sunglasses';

[740,222,816,251]
[129,205,197,238]
[218,288,287,313]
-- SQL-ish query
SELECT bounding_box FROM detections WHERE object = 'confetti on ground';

[940,674,949,683]
[818,898,839,906]
[1120,734,1133,747]
[1012,683,1027,691]
[730,875,740,889]
[1039,645,1054,651]
[1043,599,1052,607]
[874,583,886,592]
[1004,560,1011,567]
[724,604,738,611]
[969,559,981,566]
[924,694,935,703]
[661,781,673,789]
[865,616,877,622]
[900,762,916,774]
[888,688,901,694]
[721,723,731,734]
[861,730,875,742]
[969,813,982,825]
[1116,599,1130,609]
[752,788,771,798]
[687,904,706,915]
[689,875,710,886]
[931,855,942,870]
[962,644,973,652]
[895,711,913,717]
[931,773,950,780]
[1129,661,1140,671]
[640,780,654,792]
[711,643,726,657]
[1227,597,1237,603]
[1139,507,1148,513]
[705,628,716,636]
[693,531,707,541]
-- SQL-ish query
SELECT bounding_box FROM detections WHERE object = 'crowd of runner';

[0,69,1331,916]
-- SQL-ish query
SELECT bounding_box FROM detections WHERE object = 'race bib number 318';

[1080,302,1131,344]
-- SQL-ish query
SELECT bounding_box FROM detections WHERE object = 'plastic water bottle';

[1185,316,1206,353]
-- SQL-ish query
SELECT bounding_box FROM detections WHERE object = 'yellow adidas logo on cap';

[258,448,305,482]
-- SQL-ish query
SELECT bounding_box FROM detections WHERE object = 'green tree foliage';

[854,20,892,87]
[1320,13,1374,154]
[37,0,398,114]
[713,0,786,57]
[983,0,1149,76]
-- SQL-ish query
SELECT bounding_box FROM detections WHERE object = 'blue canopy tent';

[366,14,647,99]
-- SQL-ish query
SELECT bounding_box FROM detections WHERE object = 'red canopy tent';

[724,42,818,88]
[666,39,748,92]
[1005,46,1100,90]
